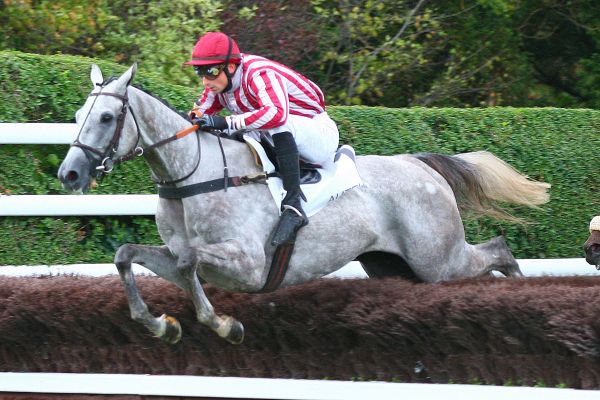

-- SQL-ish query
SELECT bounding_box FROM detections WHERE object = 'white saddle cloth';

[243,135,363,217]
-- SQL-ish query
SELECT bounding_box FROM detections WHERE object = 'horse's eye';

[100,112,113,123]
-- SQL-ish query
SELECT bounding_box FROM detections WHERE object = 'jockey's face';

[202,63,236,93]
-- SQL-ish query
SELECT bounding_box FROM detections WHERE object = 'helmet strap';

[223,35,235,92]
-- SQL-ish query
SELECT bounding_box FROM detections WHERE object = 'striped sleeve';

[196,88,223,116]
[229,69,288,130]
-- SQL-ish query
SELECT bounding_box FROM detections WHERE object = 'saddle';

[243,133,362,218]
[241,133,363,292]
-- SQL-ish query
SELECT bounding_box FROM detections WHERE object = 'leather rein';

[71,82,271,190]
[71,81,290,293]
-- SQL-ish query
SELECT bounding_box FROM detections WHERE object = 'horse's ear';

[127,62,137,86]
[90,64,103,86]
[115,63,137,93]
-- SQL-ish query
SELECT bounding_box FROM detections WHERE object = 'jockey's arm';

[226,69,289,132]
[189,88,224,119]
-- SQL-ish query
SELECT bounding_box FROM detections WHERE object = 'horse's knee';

[115,243,135,269]
[115,243,133,260]
[176,247,198,275]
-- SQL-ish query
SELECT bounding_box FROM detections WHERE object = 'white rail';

[0,194,157,216]
[0,373,598,399]
[0,258,597,278]
[1,123,159,216]
[1,122,76,144]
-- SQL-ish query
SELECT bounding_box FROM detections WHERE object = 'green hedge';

[1,51,599,265]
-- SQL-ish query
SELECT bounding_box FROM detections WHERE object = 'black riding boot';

[270,132,308,246]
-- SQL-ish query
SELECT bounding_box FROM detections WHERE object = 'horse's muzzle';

[58,147,92,193]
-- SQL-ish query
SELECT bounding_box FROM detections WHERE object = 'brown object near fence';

[1,274,600,389]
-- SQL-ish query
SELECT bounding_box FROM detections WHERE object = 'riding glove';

[192,115,228,131]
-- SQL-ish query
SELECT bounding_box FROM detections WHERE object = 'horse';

[58,63,550,344]
[584,216,600,269]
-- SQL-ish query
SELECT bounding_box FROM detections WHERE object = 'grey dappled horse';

[58,64,550,344]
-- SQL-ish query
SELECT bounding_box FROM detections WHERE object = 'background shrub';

[1,52,598,264]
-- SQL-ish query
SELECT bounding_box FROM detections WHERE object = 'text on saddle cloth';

[243,135,363,218]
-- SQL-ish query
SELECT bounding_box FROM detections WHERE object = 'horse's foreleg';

[114,244,182,343]
[194,239,266,289]
[177,246,244,344]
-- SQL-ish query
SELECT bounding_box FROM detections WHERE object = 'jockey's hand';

[188,102,201,120]
[192,115,228,131]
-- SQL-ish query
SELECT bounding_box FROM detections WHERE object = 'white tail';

[455,151,550,207]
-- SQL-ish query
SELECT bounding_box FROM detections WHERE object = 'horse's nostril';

[66,170,79,182]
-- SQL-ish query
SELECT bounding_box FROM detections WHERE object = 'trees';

[304,0,600,107]
[1,0,599,107]
[0,0,222,85]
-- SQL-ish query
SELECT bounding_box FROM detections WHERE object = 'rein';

[71,82,203,186]
[72,81,276,192]
[73,81,290,292]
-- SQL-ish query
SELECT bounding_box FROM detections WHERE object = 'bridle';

[71,77,292,292]
[71,79,202,186]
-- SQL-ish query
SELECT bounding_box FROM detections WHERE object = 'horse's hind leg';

[474,236,523,277]
[114,244,183,344]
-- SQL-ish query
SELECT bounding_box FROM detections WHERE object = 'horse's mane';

[97,75,190,122]
[130,83,246,143]
[133,84,248,144]
[131,83,191,122]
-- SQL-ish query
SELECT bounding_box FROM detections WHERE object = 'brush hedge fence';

[1,51,599,265]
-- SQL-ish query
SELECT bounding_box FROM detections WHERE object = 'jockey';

[185,32,339,247]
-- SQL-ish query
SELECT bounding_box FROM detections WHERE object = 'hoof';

[158,314,182,344]
[221,316,244,344]
[510,268,524,278]
[505,260,524,278]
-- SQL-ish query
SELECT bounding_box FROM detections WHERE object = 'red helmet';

[185,32,241,66]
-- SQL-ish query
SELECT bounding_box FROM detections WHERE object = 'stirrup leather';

[270,209,308,246]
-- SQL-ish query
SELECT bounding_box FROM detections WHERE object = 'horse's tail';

[414,151,550,222]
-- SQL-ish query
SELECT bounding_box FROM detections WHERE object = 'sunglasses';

[193,64,225,80]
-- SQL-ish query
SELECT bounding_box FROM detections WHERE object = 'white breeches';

[258,113,340,165]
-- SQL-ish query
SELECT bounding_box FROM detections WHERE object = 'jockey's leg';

[267,114,339,246]
[270,131,308,246]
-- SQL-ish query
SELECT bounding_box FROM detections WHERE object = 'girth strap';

[158,177,243,199]
[157,165,294,292]
[157,172,276,199]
